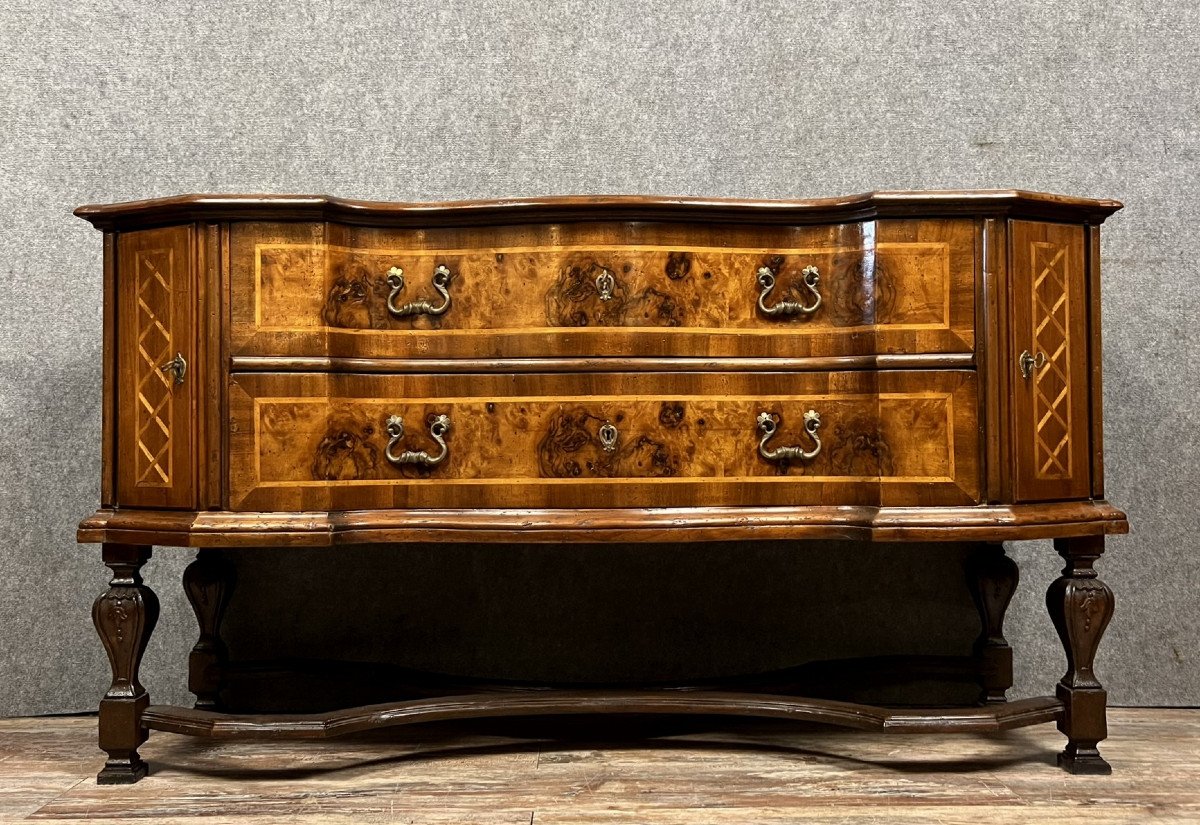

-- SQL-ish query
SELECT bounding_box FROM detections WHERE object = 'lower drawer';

[227,371,980,510]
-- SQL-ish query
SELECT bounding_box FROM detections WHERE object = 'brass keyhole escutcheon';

[598,421,618,453]
[595,269,616,302]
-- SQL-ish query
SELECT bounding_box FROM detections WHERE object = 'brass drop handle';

[158,352,186,386]
[757,410,822,462]
[385,414,451,467]
[757,265,821,317]
[1019,350,1047,380]
[386,264,452,318]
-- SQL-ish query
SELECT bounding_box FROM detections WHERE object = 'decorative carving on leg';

[1047,535,1115,774]
[183,550,235,710]
[967,543,1019,704]
[92,543,159,784]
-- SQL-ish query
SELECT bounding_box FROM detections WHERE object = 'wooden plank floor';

[0,708,1196,823]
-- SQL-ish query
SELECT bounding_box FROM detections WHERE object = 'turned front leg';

[967,542,1019,704]
[183,550,235,709]
[93,543,159,784]
[1047,535,1115,774]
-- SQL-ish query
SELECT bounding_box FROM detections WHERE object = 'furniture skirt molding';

[90,529,1119,783]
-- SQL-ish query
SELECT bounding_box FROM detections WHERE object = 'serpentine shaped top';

[75,190,1123,230]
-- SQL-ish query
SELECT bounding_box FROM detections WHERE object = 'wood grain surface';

[138,694,1064,738]
[77,500,1131,547]
[71,196,1135,789]
[226,370,980,511]
[74,188,1126,229]
[230,219,976,359]
[1010,221,1091,501]
[116,226,197,509]
[1,709,1194,823]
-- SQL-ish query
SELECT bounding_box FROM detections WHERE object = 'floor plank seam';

[26,775,90,822]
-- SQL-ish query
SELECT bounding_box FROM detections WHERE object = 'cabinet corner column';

[92,543,159,784]
[1047,535,1115,774]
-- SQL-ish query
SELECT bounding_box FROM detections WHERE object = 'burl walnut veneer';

[76,191,1127,783]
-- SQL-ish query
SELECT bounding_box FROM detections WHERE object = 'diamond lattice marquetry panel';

[135,250,174,486]
[1032,243,1072,479]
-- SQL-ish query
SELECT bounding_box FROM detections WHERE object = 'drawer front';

[230,220,975,359]
[228,371,979,510]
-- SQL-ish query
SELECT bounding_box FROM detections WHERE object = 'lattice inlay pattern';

[134,250,174,486]
[1031,242,1072,479]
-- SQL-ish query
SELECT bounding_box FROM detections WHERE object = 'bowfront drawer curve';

[230,220,975,359]
[227,371,980,511]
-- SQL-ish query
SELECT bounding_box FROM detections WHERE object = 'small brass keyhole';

[598,421,618,452]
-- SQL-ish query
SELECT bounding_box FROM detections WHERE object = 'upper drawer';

[229,220,975,359]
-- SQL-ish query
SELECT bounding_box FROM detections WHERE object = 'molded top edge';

[74,189,1124,230]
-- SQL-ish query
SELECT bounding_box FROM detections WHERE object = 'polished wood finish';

[230,352,977,373]
[78,500,1129,547]
[227,370,980,511]
[978,217,1011,502]
[182,550,235,710]
[1010,221,1091,501]
[1048,535,1116,774]
[230,219,975,359]
[140,694,1065,739]
[91,544,157,784]
[76,191,1126,782]
[967,543,1019,704]
[99,233,117,507]
[115,226,197,509]
[74,190,1125,230]
[1086,225,1107,498]
[198,223,226,510]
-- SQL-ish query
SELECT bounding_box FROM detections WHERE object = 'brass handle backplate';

[757,410,822,462]
[158,352,187,386]
[1019,349,1047,380]
[757,265,821,317]
[385,414,451,467]
[386,265,452,318]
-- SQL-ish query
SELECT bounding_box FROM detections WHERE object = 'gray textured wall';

[1,0,1197,717]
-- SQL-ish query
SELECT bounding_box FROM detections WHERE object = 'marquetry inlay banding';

[1031,242,1073,479]
[249,393,959,486]
[226,368,980,511]
[252,241,954,333]
[228,220,977,360]
[133,249,174,487]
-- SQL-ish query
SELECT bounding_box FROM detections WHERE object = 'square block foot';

[97,757,148,785]
[1057,748,1112,775]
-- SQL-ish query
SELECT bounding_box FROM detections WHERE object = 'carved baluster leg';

[967,542,1019,704]
[93,543,159,784]
[183,550,235,710]
[1047,535,1115,774]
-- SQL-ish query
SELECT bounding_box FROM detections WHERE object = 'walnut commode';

[76,190,1126,783]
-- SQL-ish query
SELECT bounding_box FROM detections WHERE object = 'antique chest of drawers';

[76,191,1127,783]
